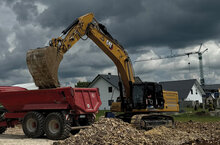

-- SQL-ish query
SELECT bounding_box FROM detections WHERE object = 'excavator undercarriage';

[114,113,174,130]
[131,114,174,130]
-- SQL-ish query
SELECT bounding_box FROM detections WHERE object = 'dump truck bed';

[0,86,101,114]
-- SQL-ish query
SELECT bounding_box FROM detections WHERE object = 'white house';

[159,79,205,109]
[13,83,38,90]
[88,74,120,110]
[89,73,141,110]
[185,83,204,103]
[202,84,220,109]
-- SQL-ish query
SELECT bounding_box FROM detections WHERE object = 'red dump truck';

[0,86,101,140]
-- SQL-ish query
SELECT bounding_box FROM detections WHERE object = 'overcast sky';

[1,0,220,86]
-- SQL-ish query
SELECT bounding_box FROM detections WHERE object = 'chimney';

[108,73,111,79]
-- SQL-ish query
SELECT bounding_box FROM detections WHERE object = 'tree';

[75,81,91,88]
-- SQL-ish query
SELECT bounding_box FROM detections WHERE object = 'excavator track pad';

[26,46,63,89]
[130,114,174,130]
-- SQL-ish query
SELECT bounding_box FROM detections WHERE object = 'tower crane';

[135,44,208,86]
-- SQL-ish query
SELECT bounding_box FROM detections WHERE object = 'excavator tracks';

[26,46,63,89]
[130,114,174,130]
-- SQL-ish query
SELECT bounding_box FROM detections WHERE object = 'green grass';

[96,110,109,121]
[96,108,220,122]
[183,107,205,112]
[172,113,220,122]
[172,108,220,122]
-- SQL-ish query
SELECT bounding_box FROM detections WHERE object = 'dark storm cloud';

[0,28,9,51]
[1,0,220,85]
[12,1,38,23]
[6,0,220,50]
[59,42,114,80]
[4,0,220,50]
[0,8,50,85]
[115,0,220,50]
[37,0,144,29]
[31,0,220,51]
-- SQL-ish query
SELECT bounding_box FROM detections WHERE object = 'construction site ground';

[0,118,220,145]
[0,125,54,145]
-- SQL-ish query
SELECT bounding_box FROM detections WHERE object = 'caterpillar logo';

[106,40,113,49]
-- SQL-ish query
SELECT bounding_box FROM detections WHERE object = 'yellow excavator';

[26,13,179,129]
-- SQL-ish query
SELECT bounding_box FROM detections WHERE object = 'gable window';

[196,89,198,95]
[191,89,193,94]
[108,87,112,93]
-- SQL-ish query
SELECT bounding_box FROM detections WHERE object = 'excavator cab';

[132,82,164,110]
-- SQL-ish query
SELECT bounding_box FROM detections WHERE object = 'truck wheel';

[22,112,45,138]
[44,112,71,140]
[0,112,7,134]
[0,126,6,134]
[0,115,7,134]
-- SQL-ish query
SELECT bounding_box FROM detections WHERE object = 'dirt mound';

[176,121,220,145]
[54,118,220,145]
[54,118,148,145]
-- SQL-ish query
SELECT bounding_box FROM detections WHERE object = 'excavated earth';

[54,118,220,145]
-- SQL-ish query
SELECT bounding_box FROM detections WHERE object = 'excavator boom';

[26,13,179,130]
[26,13,94,88]
[27,13,135,97]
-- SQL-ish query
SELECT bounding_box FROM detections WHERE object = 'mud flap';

[26,46,63,89]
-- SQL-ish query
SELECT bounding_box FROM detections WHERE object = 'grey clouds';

[1,0,220,86]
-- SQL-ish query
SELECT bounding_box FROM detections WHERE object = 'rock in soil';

[54,118,220,145]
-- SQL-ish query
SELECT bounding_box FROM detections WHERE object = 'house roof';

[159,79,205,101]
[89,74,142,89]
[202,84,220,92]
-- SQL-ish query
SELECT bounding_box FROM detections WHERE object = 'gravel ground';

[0,119,220,145]
[54,118,220,145]
[0,125,54,145]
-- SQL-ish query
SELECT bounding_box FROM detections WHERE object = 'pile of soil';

[176,121,220,144]
[53,118,220,145]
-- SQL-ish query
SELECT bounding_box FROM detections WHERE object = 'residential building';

[202,84,220,109]
[89,73,141,110]
[159,79,205,110]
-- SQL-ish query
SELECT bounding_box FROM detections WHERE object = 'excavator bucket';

[26,46,63,89]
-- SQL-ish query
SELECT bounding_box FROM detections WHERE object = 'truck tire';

[0,126,6,134]
[44,112,71,140]
[0,111,7,134]
[22,112,45,138]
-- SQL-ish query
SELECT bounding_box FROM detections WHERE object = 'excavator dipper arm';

[87,23,135,98]
[27,13,135,96]
[26,13,178,130]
